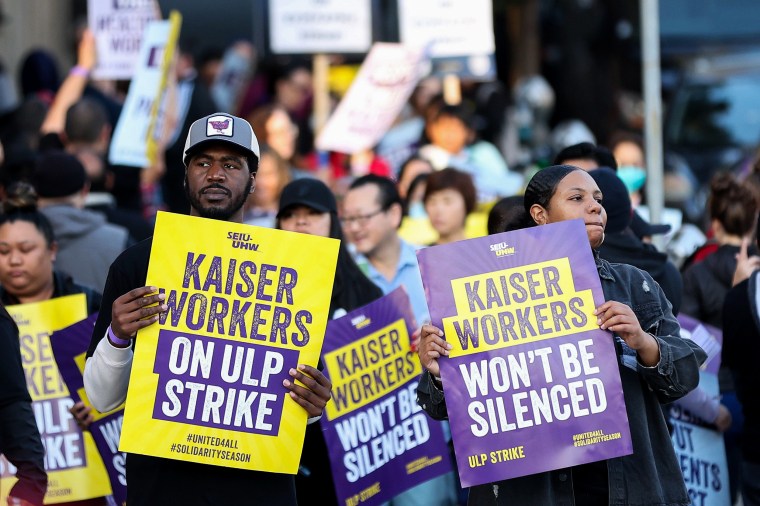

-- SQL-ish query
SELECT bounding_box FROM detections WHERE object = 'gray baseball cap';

[183,112,260,166]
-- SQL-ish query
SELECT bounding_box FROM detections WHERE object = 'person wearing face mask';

[610,133,647,207]
[416,165,706,505]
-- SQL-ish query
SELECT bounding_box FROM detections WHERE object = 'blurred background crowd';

[2,0,760,505]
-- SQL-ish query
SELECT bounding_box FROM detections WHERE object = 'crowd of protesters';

[2,26,760,506]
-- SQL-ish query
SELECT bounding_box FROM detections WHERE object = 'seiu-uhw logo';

[351,315,371,329]
[227,232,259,251]
[489,241,515,257]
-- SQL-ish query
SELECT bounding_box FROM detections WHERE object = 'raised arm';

[39,29,96,135]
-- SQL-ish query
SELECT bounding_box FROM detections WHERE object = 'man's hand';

[111,286,166,340]
[283,365,331,418]
[417,324,451,378]
[69,401,94,430]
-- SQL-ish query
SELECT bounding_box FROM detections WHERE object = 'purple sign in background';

[49,314,126,506]
[322,288,453,506]
[152,329,299,435]
[677,314,722,375]
[417,220,633,488]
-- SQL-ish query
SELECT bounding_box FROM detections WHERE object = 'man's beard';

[184,175,252,220]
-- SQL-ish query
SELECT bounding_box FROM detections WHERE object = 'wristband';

[108,325,131,347]
[69,65,90,78]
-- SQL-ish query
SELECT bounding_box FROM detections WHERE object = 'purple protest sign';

[677,315,723,375]
[417,219,632,488]
[321,287,453,506]
[151,329,299,434]
[49,314,126,506]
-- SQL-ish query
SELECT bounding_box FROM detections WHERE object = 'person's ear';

[249,175,256,194]
[50,240,58,261]
[389,202,403,227]
[529,204,547,226]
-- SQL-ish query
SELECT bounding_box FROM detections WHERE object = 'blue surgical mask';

[617,166,646,193]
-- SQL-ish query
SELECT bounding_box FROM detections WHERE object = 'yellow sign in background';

[0,295,111,504]
[323,318,421,420]
[119,212,339,473]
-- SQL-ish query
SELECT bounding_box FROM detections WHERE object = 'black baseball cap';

[183,113,260,166]
[277,178,337,218]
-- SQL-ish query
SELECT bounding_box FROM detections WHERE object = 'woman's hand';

[111,286,167,340]
[417,324,452,378]
[283,365,332,418]
[595,301,660,366]
[733,237,760,286]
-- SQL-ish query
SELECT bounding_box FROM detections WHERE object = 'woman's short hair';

[423,168,477,215]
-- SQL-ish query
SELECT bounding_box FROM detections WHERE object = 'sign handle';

[443,73,461,105]
[312,53,331,135]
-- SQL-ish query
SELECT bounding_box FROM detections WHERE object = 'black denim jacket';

[417,253,706,505]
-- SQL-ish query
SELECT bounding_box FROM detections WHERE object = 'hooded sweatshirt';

[41,204,130,292]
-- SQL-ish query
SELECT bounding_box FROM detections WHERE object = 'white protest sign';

[109,13,181,168]
[269,0,372,54]
[211,42,256,113]
[315,43,427,154]
[670,373,731,506]
[88,0,161,80]
[398,0,495,57]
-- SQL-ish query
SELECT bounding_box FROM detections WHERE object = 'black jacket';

[0,270,101,316]
[0,305,47,505]
[599,230,683,315]
[680,244,740,329]
[722,273,760,464]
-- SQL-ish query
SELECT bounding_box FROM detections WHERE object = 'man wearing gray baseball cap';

[83,113,332,505]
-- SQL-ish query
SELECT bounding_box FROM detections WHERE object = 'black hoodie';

[598,229,683,315]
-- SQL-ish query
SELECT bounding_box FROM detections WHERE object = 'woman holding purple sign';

[417,165,706,505]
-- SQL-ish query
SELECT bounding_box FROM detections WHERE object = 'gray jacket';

[417,253,706,505]
[42,204,131,292]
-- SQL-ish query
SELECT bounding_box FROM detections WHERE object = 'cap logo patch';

[207,116,233,137]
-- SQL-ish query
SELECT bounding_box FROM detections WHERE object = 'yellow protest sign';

[323,317,421,420]
[119,211,339,474]
[442,258,598,358]
[0,294,111,504]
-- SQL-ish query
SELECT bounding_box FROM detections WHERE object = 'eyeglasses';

[340,208,385,227]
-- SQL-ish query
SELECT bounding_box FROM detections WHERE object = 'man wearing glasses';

[342,175,429,328]
[341,174,458,505]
